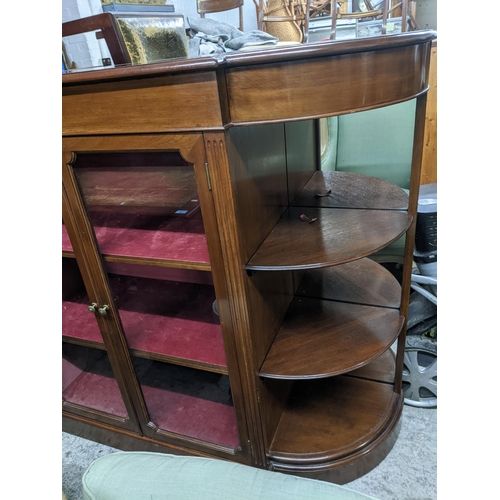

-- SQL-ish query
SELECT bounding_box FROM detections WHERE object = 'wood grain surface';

[247,207,412,270]
[291,171,409,210]
[259,297,403,378]
[63,72,223,135]
[268,376,399,462]
[296,258,401,308]
[62,31,436,477]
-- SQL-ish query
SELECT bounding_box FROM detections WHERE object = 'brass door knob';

[98,305,110,316]
[87,302,98,313]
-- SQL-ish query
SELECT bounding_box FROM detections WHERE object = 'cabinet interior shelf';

[63,273,227,373]
[259,259,403,379]
[246,207,412,271]
[291,171,409,210]
[65,155,211,267]
[62,211,211,270]
[246,171,411,271]
[133,358,239,449]
[63,344,128,418]
[267,372,401,466]
[63,343,239,449]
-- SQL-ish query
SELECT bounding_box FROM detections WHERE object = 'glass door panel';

[62,257,129,420]
[72,152,210,266]
[133,358,239,448]
[63,257,102,345]
[102,264,227,372]
[63,343,128,418]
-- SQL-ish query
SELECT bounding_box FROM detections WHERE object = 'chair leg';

[381,0,388,34]
[330,0,338,39]
[303,0,311,42]
[239,5,244,30]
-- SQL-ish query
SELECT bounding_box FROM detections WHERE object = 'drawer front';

[63,71,223,135]
[226,43,430,125]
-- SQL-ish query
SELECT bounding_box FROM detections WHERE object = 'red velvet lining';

[62,211,210,264]
[62,274,227,369]
[89,211,210,263]
[109,274,226,368]
[62,346,128,418]
[142,384,239,448]
[62,295,103,344]
[62,224,73,252]
[62,369,128,418]
[136,360,239,448]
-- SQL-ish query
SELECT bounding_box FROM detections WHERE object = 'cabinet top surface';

[62,31,436,86]
[62,30,436,132]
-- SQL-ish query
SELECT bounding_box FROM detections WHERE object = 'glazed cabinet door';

[62,134,249,461]
[62,251,141,430]
[63,186,142,433]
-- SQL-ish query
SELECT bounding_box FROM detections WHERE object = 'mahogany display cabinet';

[62,30,436,483]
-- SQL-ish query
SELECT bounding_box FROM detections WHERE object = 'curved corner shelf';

[267,375,403,469]
[259,299,403,379]
[246,207,411,270]
[345,347,396,384]
[291,171,409,210]
[296,257,402,309]
[247,170,412,271]
[259,259,403,379]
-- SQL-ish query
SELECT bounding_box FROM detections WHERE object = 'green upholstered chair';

[82,451,380,500]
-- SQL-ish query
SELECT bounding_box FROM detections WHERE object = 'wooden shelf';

[345,347,396,385]
[259,260,403,379]
[62,211,211,270]
[134,358,239,449]
[296,258,401,309]
[268,375,401,467]
[246,207,412,270]
[291,171,409,210]
[259,297,403,379]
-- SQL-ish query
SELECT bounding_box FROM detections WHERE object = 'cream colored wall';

[63,0,114,68]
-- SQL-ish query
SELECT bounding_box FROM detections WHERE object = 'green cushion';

[321,99,417,190]
[82,451,380,500]
[321,102,415,261]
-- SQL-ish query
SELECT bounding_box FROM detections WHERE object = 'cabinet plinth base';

[64,394,402,484]
[268,391,403,484]
[62,414,248,464]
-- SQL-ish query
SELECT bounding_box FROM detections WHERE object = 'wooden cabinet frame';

[63,30,436,482]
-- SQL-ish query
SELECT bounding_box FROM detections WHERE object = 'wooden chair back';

[62,12,131,66]
[256,0,311,43]
[197,0,245,31]
[328,0,412,40]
